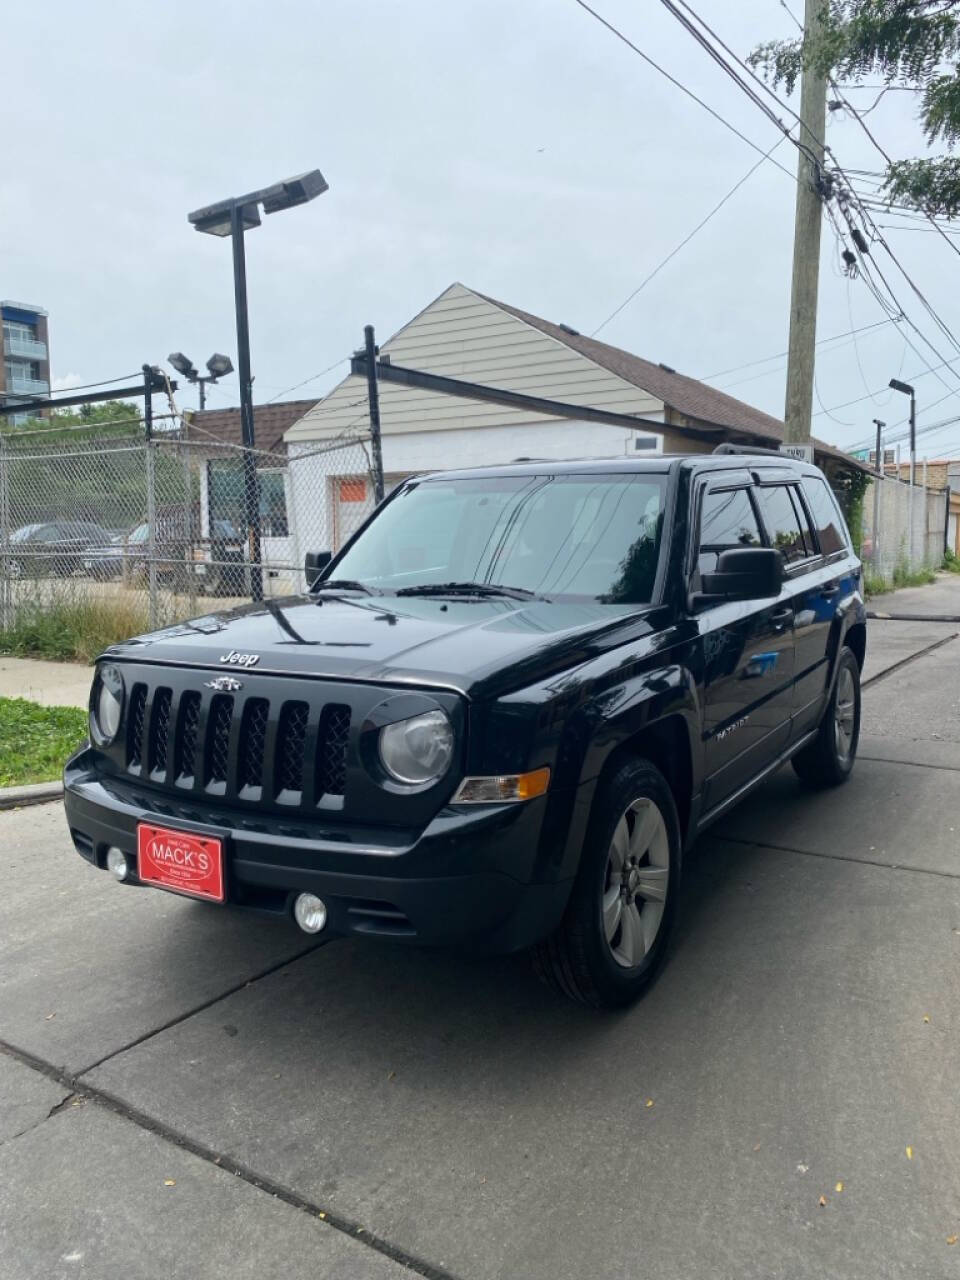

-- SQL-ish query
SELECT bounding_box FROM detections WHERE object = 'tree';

[750,1,960,217]
[6,399,143,443]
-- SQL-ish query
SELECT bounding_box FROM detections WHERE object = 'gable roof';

[476,290,859,468]
[185,398,319,456]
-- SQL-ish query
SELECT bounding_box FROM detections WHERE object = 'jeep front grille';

[123,677,351,808]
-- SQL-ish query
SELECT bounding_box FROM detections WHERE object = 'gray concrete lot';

[2,588,960,1279]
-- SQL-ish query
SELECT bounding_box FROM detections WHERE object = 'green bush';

[943,549,960,574]
[0,597,151,664]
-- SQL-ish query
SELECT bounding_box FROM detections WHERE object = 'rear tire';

[792,645,861,788]
[532,758,681,1008]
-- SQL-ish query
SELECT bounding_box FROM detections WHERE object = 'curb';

[0,780,64,811]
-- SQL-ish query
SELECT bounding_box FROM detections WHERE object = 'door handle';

[770,607,793,632]
[820,583,839,598]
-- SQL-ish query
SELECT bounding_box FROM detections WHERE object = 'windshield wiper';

[313,579,379,595]
[394,581,543,601]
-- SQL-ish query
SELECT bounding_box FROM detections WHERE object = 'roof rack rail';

[712,442,790,458]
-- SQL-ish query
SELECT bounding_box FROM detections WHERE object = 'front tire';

[532,759,681,1008]
[792,645,861,787]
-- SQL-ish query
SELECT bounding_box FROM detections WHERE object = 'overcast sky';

[5,0,959,457]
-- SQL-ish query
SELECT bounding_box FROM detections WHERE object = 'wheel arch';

[593,713,695,847]
[844,621,866,672]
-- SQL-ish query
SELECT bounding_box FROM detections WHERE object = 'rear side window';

[802,477,848,554]
[754,485,811,564]
[697,487,762,574]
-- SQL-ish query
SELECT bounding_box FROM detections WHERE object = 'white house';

[283,282,856,565]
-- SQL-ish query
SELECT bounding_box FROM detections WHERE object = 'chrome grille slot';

[149,688,173,776]
[175,691,201,782]
[238,697,269,790]
[205,694,234,787]
[126,684,147,771]
[275,700,309,796]
[317,704,351,798]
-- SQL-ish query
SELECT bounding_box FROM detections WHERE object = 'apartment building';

[1,300,51,425]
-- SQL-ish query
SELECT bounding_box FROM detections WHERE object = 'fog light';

[106,847,129,881]
[294,892,327,934]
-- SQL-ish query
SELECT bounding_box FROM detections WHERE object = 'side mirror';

[304,550,332,588]
[699,547,783,602]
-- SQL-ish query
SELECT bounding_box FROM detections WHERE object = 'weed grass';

[0,696,87,787]
[0,596,150,664]
[863,564,937,597]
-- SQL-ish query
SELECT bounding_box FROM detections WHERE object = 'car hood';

[104,593,664,699]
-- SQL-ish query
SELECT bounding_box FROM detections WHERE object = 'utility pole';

[362,325,385,504]
[783,0,828,445]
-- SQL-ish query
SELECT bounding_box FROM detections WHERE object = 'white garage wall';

[287,416,661,564]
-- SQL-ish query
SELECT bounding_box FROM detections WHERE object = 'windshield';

[11,524,46,543]
[329,473,667,603]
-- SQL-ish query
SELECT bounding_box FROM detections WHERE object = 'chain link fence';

[860,472,948,585]
[0,425,378,643]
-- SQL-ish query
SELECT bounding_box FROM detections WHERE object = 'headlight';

[91,663,124,745]
[379,709,454,785]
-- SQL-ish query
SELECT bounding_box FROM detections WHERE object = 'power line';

[592,135,787,336]
[265,356,351,405]
[813,354,960,418]
[570,0,799,180]
[701,318,897,383]
[829,81,960,261]
[0,371,142,403]
[662,0,822,165]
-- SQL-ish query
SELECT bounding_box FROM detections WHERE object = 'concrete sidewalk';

[0,656,91,709]
[2,580,960,1279]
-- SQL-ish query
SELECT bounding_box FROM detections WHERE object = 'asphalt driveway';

[2,599,959,1280]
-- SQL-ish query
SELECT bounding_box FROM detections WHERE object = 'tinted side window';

[802,477,847,554]
[754,485,810,563]
[697,487,762,574]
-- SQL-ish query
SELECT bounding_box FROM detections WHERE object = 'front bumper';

[63,750,572,954]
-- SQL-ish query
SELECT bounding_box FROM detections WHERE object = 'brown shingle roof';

[185,399,318,457]
[478,291,863,470]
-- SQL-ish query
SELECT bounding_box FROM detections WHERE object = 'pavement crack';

[858,753,960,773]
[718,833,960,881]
[74,941,323,1077]
[862,630,960,689]
[0,1039,464,1280]
[0,1091,79,1148]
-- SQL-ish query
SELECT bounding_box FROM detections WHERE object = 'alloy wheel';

[834,665,857,763]
[602,797,670,969]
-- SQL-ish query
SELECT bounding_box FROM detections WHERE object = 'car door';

[751,478,835,741]
[790,475,855,737]
[693,475,796,813]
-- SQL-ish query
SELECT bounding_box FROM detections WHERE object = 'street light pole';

[229,201,262,601]
[188,170,328,606]
[889,378,917,568]
[872,418,885,576]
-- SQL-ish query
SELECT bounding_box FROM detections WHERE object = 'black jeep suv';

[64,452,865,1007]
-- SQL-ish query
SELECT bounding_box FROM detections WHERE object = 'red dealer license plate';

[137,824,225,903]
